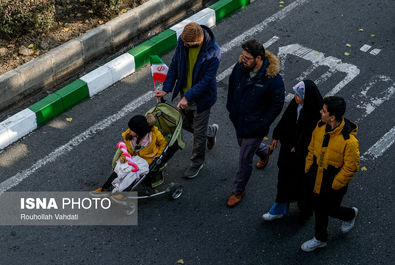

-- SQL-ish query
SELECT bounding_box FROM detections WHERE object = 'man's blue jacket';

[163,25,221,113]
[226,51,285,138]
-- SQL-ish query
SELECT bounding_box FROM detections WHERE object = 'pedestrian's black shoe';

[184,164,204,179]
[207,124,219,150]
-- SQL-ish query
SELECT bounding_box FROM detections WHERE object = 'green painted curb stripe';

[55,79,89,111]
[128,29,177,69]
[29,93,64,126]
[28,79,88,126]
[150,29,178,57]
[210,0,250,22]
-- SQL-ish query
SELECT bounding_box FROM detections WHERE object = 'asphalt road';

[1,0,394,264]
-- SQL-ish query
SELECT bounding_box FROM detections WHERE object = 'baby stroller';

[111,102,185,214]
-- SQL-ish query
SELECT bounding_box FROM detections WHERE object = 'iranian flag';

[150,55,168,86]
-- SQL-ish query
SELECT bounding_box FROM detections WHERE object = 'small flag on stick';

[150,55,168,87]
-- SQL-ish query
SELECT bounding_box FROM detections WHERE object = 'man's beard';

[243,61,256,71]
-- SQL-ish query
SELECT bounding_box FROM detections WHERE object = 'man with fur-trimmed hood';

[226,39,285,207]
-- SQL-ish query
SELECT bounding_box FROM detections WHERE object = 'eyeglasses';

[241,54,255,61]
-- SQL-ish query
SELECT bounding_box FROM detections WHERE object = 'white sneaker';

[341,207,359,233]
[207,124,219,150]
[262,212,284,221]
[301,237,327,252]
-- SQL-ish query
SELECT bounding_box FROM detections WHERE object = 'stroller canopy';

[146,103,185,149]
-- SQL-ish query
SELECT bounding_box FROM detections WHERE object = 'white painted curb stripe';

[105,53,136,84]
[81,65,114,97]
[81,53,136,97]
[0,109,37,150]
[170,8,216,39]
[0,91,153,194]
[0,124,8,150]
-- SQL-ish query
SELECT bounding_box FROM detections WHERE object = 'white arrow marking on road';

[362,126,395,160]
[220,0,311,54]
[0,92,153,195]
[278,44,360,101]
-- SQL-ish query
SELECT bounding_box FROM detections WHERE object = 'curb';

[0,0,251,150]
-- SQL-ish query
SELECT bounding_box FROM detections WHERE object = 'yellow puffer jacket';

[305,118,360,194]
[122,126,167,165]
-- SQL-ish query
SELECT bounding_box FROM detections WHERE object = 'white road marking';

[314,69,337,85]
[354,75,395,123]
[220,0,311,54]
[362,126,395,159]
[296,64,319,82]
[217,36,280,82]
[0,91,153,195]
[278,44,360,96]
[216,65,235,82]
[370,48,381,55]
[360,44,372,52]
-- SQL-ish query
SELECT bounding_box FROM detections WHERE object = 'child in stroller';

[92,114,167,195]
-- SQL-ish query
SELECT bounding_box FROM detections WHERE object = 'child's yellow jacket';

[122,126,167,164]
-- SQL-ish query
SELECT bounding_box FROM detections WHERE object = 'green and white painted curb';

[0,0,251,150]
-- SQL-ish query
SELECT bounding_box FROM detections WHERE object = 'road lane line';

[220,0,311,54]
[0,91,153,195]
[362,126,395,160]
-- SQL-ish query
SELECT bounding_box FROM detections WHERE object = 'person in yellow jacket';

[301,96,360,252]
[121,114,167,165]
[92,114,167,194]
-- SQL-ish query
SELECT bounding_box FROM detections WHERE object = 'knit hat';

[128,115,152,137]
[181,22,204,46]
[293,81,305,101]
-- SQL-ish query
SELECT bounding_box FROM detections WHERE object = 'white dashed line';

[370,48,381,55]
[360,44,372,52]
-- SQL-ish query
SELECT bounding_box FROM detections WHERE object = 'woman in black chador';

[262,80,323,222]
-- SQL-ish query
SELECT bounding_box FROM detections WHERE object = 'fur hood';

[238,50,280,78]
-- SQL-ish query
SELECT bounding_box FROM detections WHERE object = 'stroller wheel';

[126,202,136,216]
[169,183,183,200]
